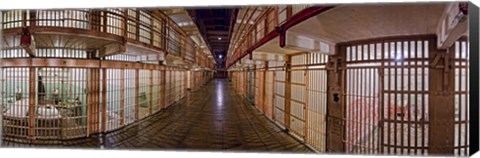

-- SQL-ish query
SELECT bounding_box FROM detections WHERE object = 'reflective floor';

[2,79,312,153]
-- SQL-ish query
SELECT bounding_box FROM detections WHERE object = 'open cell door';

[343,38,432,155]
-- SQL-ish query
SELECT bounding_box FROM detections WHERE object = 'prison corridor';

[2,79,311,152]
[0,3,473,156]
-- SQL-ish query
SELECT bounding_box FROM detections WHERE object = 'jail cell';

[344,43,381,154]
[159,70,166,110]
[382,41,430,155]
[151,70,160,113]
[273,69,286,128]
[181,71,185,98]
[231,72,237,92]
[264,70,274,119]
[345,67,380,154]
[165,70,174,108]
[173,71,178,102]
[247,69,255,103]
[289,53,307,139]
[178,70,183,100]
[342,38,432,155]
[453,40,469,156]
[240,71,247,98]
[254,70,259,105]
[123,69,137,125]
[32,68,88,139]
[103,69,122,131]
[181,71,186,98]
[1,68,30,139]
[174,70,182,101]
[305,53,328,152]
[254,68,265,112]
[103,68,138,131]
[138,69,152,119]
[164,70,171,107]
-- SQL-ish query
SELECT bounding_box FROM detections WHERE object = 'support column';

[101,68,107,133]
[263,61,269,113]
[120,69,125,126]
[161,67,166,109]
[27,67,36,141]
[326,46,346,152]
[284,55,292,131]
[86,68,101,136]
[135,69,139,120]
[428,44,455,154]
[149,69,153,115]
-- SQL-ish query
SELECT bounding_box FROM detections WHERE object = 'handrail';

[1,9,215,70]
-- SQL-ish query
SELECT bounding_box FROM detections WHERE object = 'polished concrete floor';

[2,79,312,153]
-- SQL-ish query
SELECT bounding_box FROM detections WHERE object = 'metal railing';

[226,5,313,67]
[1,9,215,70]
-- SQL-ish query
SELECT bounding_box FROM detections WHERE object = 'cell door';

[305,53,328,152]
[247,69,255,103]
[289,54,307,140]
[273,70,286,128]
[254,70,264,112]
[264,71,274,119]
[344,40,431,155]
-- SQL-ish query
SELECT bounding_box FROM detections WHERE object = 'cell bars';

[305,53,328,152]
[453,40,469,156]
[289,54,308,140]
[264,70,274,119]
[1,68,30,139]
[139,69,152,119]
[1,68,89,140]
[273,68,286,128]
[254,67,265,112]
[344,39,430,155]
[151,70,161,113]
[102,69,137,132]
[165,70,174,108]
[247,69,255,103]
[1,42,88,59]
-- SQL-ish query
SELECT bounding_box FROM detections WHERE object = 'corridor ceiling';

[187,8,238,68]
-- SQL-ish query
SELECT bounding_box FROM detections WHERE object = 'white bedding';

[3,99,62,119]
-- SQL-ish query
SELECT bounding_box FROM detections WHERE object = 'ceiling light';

[218,37,222,40]
[219,55,223,59]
